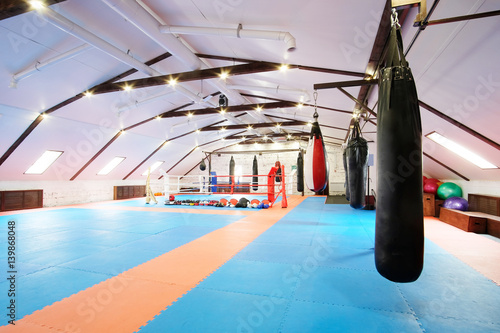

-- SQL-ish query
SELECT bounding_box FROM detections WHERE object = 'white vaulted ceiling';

[0,0,499,182]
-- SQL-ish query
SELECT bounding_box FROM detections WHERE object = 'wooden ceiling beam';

[264,114,348,132]
[314,79,378,90]
[426,9,500,27]
[196,53,367,78]
[240,93,353,115]
[158,101,297,118]
[419,100,500,151]
[337,87,377,117]
[0,51,172,167]
[123,115,246,180]
[91,62,286,95]
[200,121,307,132]
[423,152,470,181]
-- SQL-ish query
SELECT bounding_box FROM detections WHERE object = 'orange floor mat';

[1,195,306,333]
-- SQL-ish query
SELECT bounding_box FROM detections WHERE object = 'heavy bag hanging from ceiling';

[346,120,369,209]
[375,12,424,283]
[343,149,350,201]
[252,155,258,191]
[200,159,206,171]
[304,92,329,193]
[229,156,235,185]
[297,150,304,192]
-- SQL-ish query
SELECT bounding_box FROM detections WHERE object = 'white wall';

[0,179,150,207]
[441,180,500,199]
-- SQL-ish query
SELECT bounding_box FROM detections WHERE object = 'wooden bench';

[467,212,500,238]
[439,208,487,233]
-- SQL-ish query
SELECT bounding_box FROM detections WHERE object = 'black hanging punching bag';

[375,24,424,283]
[252,156,258,191]
[200,159,206,171]
[229,156,235,185]
[297,151,304,192]
[346,121,368,209]
[343,149,350,201]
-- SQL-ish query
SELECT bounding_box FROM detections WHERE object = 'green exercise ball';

[437,182,462,200]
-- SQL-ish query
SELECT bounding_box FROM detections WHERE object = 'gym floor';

[0,195,499,332]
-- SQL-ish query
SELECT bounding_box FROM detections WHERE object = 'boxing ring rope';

[160,166,289,208]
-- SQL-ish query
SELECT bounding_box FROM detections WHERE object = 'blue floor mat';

[1,196,499,332]
[143,197,500,332]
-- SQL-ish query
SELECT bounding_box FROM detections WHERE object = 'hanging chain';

[391,9,401,29]
[313,90,319,120]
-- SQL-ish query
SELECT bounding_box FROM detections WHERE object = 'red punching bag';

[304,110,329,193]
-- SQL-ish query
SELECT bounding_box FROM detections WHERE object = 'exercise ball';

[437,182,463,200]
[443,197,468,211]
[423,181,439,195]
[425,178,440,184]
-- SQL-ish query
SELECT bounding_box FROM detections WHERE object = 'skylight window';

[25,150,63,174]
[426,132,498,169]
[142,161,164,176]
[97,157,125,175]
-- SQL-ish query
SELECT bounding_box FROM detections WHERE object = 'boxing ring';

[159,166,291,208]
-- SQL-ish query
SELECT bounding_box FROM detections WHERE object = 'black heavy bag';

[229,156,235,185]
[252,156,258,191]
[200,159,206,171]
[275,161,281,182]
[343,149,350,201]
[375,25,424,283]
[346,121,368,209]
[297,151,304,192]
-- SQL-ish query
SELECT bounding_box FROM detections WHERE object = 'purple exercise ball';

[443,196,469,211]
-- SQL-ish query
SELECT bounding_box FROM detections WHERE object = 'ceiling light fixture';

[279,64,289,71]
[97,157,125,175]
[426,132,498,169]
[25,150,63,174]
[219,71,229,80]
[29,1,45,10]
